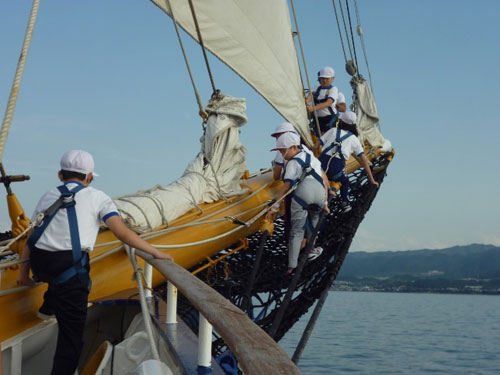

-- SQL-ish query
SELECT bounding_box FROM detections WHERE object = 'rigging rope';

[187,0,218,95]
[331,0,348,64]
[165,0,207,121]
[353,0,375,93]
[0,0,40,163]
[289,0,322,137]
[337,0,355,64]
[345,0,360,76]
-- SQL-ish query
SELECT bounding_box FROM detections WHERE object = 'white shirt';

[31,182,118,252]
[320,128,364,161]
[338,91,346,105]
[311,85,339,117]
[283,148,323,186]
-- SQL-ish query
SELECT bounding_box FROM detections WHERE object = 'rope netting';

[156,153,392,356]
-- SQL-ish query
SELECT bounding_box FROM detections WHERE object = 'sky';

[0,0,499,252]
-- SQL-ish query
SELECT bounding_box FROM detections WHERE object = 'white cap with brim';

[60,150,99,177]
[271,121,296,137]
[318,66,335,78]
[340,111,357,125]
[270,132,301,151]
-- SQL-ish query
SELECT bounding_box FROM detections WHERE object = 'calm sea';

[280,291,500,375]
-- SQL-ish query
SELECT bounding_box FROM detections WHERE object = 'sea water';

[280,291,500,375]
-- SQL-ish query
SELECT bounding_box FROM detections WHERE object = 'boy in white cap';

[270,121,298,181]
[266,133,330,275]
[305,66,341,135]
[17,150,173,375]
[314,112,379,212]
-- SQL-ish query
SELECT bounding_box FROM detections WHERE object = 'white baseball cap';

[340,111,357,125]
[271,122,296,137]
[60,150,99,176]
[318,66,335,78]
[271,132,301,151]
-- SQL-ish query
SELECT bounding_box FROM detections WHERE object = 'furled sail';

[151,0,312,146]
[350,76,385,148]
[114,95,249,233]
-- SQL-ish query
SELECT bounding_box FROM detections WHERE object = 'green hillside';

[335,244,500,294]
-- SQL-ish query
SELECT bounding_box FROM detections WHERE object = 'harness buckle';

[60,192,75,207]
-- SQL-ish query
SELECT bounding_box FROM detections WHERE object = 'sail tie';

[0,0,40,163]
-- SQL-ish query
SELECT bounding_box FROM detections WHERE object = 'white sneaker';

[308,246,323,260]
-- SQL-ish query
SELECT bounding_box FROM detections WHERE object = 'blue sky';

[1,0,499,252]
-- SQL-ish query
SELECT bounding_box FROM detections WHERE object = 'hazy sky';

[1,1,499,252]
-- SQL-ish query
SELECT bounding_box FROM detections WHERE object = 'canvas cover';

[351,76,385,147]
[114,95,248,233]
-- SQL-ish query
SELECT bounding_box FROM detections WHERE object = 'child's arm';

[105,216,174,261]
[358,154,379,187]
[307,98,334,113]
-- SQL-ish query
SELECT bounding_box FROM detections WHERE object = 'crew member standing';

[17,150,173,375]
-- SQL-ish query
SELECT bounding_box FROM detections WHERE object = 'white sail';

[151,0,312,146]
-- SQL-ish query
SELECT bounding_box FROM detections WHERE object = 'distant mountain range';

[335,244,500,294]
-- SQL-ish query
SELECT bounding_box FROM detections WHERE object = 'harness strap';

[291,152,324,187]
[29,183,88,286]
[320,128,354,163]
[313,85,335,117]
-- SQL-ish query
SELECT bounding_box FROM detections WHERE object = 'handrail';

[135,250,301,375]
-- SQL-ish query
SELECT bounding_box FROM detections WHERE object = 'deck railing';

[134,249,301,375]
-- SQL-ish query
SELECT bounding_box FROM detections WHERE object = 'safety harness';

[321,128,354,180]
[313,85,337,129]
[28,183,89,286]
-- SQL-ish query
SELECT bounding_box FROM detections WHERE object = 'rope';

[338,0,355,63]
[125,246,160,360]
[289,0,321,138]
[0,0,40,162]
[345,0,360,75]
[164,0,207,120]
[353,0,375,93]
[187,0,217,95]
[331,0,348,64]
[0,213,42,255]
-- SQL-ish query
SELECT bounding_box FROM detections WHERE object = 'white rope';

[125,246,160,361]
[0,0,40,162]
[0,213,42,255]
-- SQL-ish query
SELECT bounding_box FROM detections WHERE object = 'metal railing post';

[144,262,153,298]
[166,281,177,324]
[197,314,212,372]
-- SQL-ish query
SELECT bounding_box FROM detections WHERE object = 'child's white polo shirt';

[31,182,119,252]
[312,85,339,118]
[283,148,323,186]
[320,128,364,161]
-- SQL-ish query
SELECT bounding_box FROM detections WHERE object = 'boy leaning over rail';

[266,133,330,275]
[16,150,173,375]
